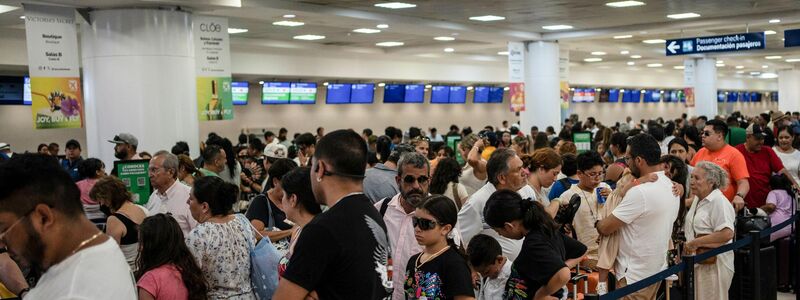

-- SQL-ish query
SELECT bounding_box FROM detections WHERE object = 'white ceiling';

[1,0,799,80]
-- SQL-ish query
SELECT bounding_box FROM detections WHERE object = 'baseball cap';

[265,144,288,159]
[0,143,9,151]
[66,139,81,149]
[745,124,767,139]
[108,133,139,147]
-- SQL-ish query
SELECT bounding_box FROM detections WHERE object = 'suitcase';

[774,236,794,291]
[729,245,777,300]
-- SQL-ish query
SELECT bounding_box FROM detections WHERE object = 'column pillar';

[81,9,199,166]
[778,69,800,113]
[693,58,718,118]
[520,41,560,132]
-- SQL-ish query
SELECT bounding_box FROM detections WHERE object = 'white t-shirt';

[27,238,137,300]
[477,258,512,300]
[773,147,800,185]
[612,172,679,283]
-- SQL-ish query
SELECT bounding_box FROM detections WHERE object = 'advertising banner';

[684,88,695,108]
[23,4,84,129]
[508,42,525,112]
[194,16,233,121]
[114,160,151,205]
[573,132,592,154]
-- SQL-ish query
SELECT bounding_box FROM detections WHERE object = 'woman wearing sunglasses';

[484,190,587,300]
[404,195,475,300]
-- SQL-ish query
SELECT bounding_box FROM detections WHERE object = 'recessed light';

[620,50,630,55]
[434,36,456,41]
[425,85,432,88]
[227,28,249,34]
[469,15,506,22]
[378,83,386,87]
[769,19,781,23]
[444,48,455,53]
[642,39,666,44]
[591,51,607,55]
[761,73,778,79]
[765,56,782,59]
[735,65,744,69]
[673,66,684,69]
[467,86,474,90]
[737,71,745,74]
[614,35,633,39]
[323,82,329,86]
[293,34,325,40]
[647,63,663,67]
[542,24,573,30]
[283,14,296,18]
[353,28,381,34]
[504,87,510,91]
[273,20,305,27]
[20,15,25,19]
[716,60,724,64]
[630,55,642,59]
[751,72,762,75]
[0,4,19,14]
[627,61,635,65]
[376,41,404,47]
[716,64,725,67]
[584,58,603,62]
[786,58,800,62]
[765,30,777,35]
[606,1,646,8]
[667,12,701,19]
[375,2,417,9]
[258,81,264,85]
[497,51,509,55]
[763,65,769,68]
[377,24,389,29]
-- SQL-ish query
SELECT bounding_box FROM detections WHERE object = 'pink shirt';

[766,190,794,242]
[76,178,98,205]
[137,264,188,300]
[375,194,423,300]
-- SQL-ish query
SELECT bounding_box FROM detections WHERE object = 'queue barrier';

[586,211,799,300]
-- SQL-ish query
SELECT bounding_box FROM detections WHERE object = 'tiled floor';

[779,292,796,299]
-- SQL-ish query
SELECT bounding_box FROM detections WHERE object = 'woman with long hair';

[76,158,106,229]
[521,148,563,217]
[773,125,800,185]
[90,176,146,269]
[136,214,209,300]
[484,190,587,299]
[277,167,322,276]
[177,154,201,187]
[429,158,469,209]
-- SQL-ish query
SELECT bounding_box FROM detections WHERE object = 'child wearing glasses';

[404,195,475,300]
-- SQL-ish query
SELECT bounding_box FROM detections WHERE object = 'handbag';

[735,211,771,245]
[238,214,281,300]
[694,234,717,265]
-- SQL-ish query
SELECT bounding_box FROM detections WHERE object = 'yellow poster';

[560,81,570,110]
[30,77,83,129]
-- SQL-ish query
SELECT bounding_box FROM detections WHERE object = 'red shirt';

[735,144,784,208]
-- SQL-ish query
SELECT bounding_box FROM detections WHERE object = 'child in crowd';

[405,195,475,300]
[764,174,795,242]
[136,214,208,300]
[467,234,512,300]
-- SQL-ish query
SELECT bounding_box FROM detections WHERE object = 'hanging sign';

[666,32,765,56]
[194,16,233,121]
[508,42,525,112]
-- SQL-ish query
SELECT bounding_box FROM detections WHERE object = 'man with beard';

[374,152,430,300]
[0,154,136,299]
[108,133,141,176]
[597,134,678,299]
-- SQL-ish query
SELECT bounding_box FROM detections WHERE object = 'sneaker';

[597,282,608,295]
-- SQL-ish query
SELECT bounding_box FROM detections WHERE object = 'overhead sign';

[665,32,765,56]
[507,42,525,112]
[194,15,233,121]
[785,29,800,48]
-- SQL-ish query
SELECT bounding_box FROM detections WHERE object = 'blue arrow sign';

[665,32,765,56]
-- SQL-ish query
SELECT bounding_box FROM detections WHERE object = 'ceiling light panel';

[614,35,633,39]
[293,35,325,40]
[0,4,18,14]
[542,24,573,30]
[469,15,506,22]
[667,12,701,19]
[606,1,646,7]
[374,2,417,9]
[228,28,248,34]
[273,20,304,27]
[642,39,666,44]
[353,28,381,33]
[376,41,404,47]
[434,36,455,41]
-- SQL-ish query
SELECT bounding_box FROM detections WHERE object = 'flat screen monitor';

[0,76,25,105]
[262,82,291,104]
[23,76,31,105]
[350,84,374,104]
[449,86,466,103]
[473,86,490,103]
[642,90,654,103]
[404,84,424,103]
[231,81,249,105]
[608,89,620,102]
[488,87,504,103]
[289,82,317,104]
[727,92,738,103]
[326,83,351,104]
[652,91,662,102]
[717,91,726,102]
[383,84,405,103]
[430,86,450,103]
[598,89,610,102]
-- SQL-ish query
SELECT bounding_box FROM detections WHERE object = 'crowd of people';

[0,111,797,300]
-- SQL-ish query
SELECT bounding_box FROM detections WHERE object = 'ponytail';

[521,200,558,237]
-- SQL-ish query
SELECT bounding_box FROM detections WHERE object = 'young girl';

[484,189,587,300]
[764,174,795,242]
[404,195,475,300]
[136,214,208,300]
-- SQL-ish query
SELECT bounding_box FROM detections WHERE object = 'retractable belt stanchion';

[750,230,761,299]
[682,255,695,300]
[795,209,799,300]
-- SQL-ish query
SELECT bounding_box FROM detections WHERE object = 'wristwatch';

[736,193,745,199]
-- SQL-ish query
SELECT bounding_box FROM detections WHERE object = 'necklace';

[578,187,599,222]
[415,245,450,269]
[71,231,104,255]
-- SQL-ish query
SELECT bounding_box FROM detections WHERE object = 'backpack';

[379,196,391,216]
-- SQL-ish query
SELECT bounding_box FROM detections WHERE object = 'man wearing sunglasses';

[690,119,750,211]
[0,154,137,299]
[374,152,430,300]
[458,148,536,261]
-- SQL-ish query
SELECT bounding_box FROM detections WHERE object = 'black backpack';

[378,196,391,216]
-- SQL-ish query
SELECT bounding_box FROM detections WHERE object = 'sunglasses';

[702,131,714,137]
[412,217,442,231]
[403,175,429,184]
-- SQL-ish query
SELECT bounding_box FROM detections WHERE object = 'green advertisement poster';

[447,136,463,165]
[115,159,151,205]
[573,132,592,154]
[197,77,233,121]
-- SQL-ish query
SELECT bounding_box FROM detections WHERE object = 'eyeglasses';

[0,209,34,244]
[583,171,605,178]
[412,217,441,230]
[403,175,429,184]
[702,131,714,137]
[148,166,163,173]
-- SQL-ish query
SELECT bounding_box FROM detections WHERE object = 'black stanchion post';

[750,230,761,299]
[584,294,600,300]
[682,255,695,300]
[795,211,799,300]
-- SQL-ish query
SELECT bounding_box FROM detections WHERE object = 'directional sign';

[666,32,765,56]
[785,29,800,48]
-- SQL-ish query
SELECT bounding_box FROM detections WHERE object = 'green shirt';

[199,168,220,178]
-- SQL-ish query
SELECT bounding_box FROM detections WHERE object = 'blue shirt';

[61,157,83,182]
[548,177,579,200]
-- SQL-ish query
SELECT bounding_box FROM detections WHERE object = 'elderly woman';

[685,161,736,300]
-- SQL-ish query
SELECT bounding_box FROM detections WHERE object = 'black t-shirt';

[245,193,292,230]
[404,247,475,300]
[504,230,586,299]
[282,193,392,299]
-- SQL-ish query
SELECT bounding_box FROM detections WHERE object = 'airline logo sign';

[666,32,765,56]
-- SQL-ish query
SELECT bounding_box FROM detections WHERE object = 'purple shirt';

[766,190,794,242]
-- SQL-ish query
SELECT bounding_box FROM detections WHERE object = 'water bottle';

[596,187,607,204]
